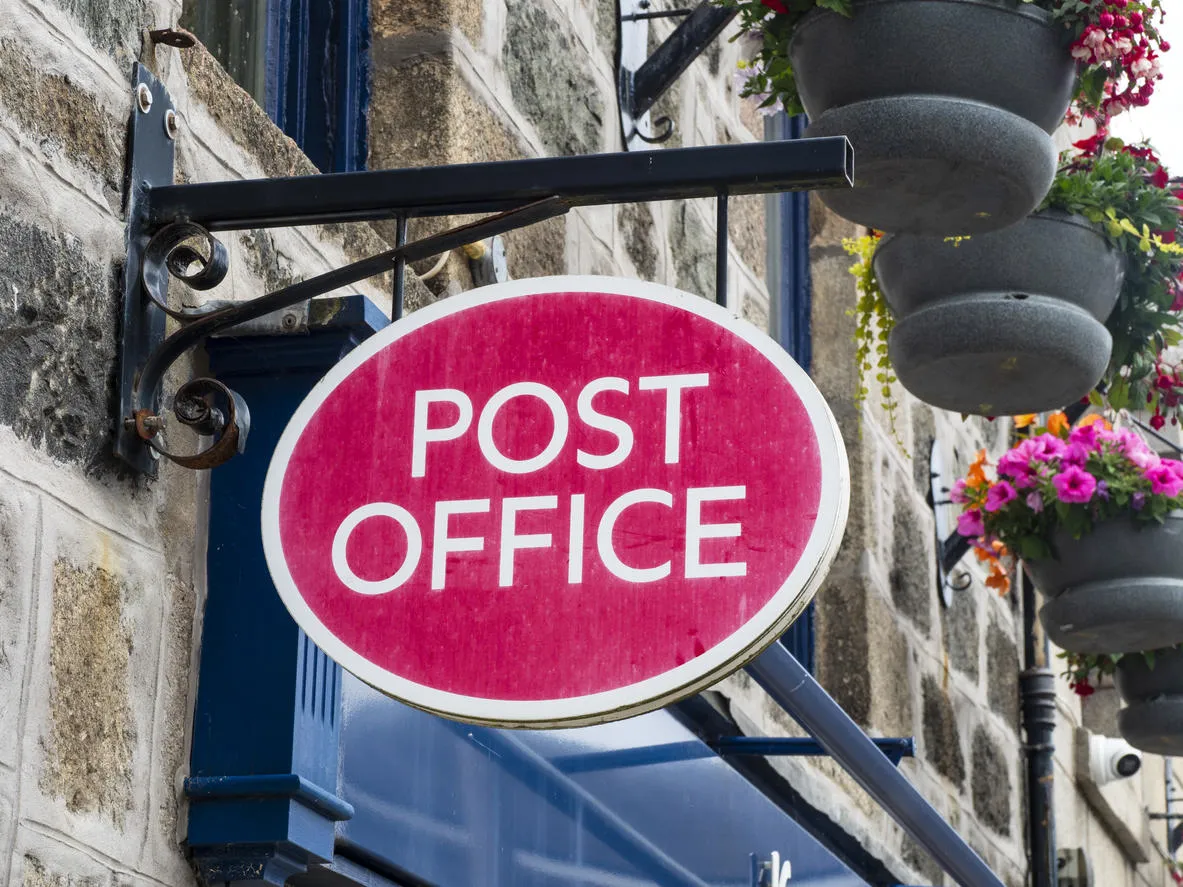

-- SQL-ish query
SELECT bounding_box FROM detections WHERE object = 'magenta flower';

[1060,442,1090,468]
[1026,491,1044,513]
[1053,465,1097,503]
[957,508,985,538]
[985,481,1018,512]
[950,479,970,505]
[1162,458,1183,481]
[1068,424,1099,449]
[1031,434,1066,460]
[1146,463,1183,497]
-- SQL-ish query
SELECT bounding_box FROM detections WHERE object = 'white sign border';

[261,275,849,728]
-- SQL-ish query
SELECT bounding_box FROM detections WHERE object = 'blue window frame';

[182,0,370,172]
[767,112,816,674]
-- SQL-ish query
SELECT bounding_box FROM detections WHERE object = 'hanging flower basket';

[788,0,1077,234]
[1027,512,1183,654]
[873,211,1124,416]
[1114,647,1183,756]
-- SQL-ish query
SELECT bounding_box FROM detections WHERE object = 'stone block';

[12,828,115,887]
[728,194,766,280]
[867,592,914,736]
[618,202,659,281]
[911,405,937,497]
[940,584,980,682]
[889,483,936,636]
[0,215,120,468]
[901,834,947,886]
[670,202,714,300]
[594,0,617,61]
[0,39,124,199]
[47,0,150,66]
[971,725,1012,835]
[815,574,871,727]
[372,0,482,44]
[20,507,167,869]
[987,618,1020,731]
[505,0,605,157]
[0,483,38,769]
[921,674,965,787]
[740,289,770,334]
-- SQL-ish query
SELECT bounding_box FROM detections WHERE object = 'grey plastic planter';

[1115,648,1183,756]
[873,212,1123,416]
[1026,513,1183,655]
[790,0,1077,234]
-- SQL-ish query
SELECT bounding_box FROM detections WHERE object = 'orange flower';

[1078,413,1111,431]
[1046,411,1070,438]
[986,563,1010,596]
[1013,414,1038,429]
[966,449,988,486]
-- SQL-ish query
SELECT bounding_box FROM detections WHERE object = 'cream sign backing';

[262,277,849,728]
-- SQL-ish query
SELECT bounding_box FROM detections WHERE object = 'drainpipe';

[1020,565,1057,887]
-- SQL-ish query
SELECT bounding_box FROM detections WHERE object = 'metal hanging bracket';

[115,63,852,475]
[618,1,737,149]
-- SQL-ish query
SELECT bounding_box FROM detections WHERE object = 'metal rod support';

[622,8,694,21]
[712,736,916,765]
[134,198,570,413]
[146,139,852,231]
[628,3,737,118]
[392,216,408,321]
[716,190,728,308]
[746,643,1006,887]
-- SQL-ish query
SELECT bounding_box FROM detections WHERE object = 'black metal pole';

[145,139,852,231]
[392,216,408,321]
[627,4,737,118]
[1021,566,1057,887]
[716,190,728,308]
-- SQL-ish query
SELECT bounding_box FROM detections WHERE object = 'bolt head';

[164,109,178,139]
[136,83,153,113]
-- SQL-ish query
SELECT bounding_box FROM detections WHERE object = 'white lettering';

[332,503,423,594]
[568,494,585,584]
[477,382,570,474]
[597,488,673,583]
[576,377,634,470]
[411,389,473,478]
[685,486,747,578]
[499,496,558,587]
[638,373,709,464]
[432,499,491,589]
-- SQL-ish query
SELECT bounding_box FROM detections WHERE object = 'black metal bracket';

[617,1,737,150]
[115,62,852,475]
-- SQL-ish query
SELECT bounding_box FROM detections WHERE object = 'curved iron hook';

[141,221,230,321]
[631,115,676,145]
[139,378,251,470]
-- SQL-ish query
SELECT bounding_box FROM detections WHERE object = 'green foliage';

[841,234,904,449]
[1039,141,1183,418]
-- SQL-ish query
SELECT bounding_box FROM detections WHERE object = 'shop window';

[180,0,370,172]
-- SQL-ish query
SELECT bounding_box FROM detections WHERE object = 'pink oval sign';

[262,277,848,727]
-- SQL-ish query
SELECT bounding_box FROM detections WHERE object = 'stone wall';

[0,1,407,884]
[0,0,1175,885]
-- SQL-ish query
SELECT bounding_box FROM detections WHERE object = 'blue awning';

[338,675,870,887]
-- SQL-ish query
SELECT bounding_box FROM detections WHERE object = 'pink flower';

[957,508,985,538]
[985,481,1018,512]
[950,479,970,504]
[1053,465,1097,503]
[1031,434,1066,460]
[1068,424,1100,449]
[1027,491,1044,513]
[1163,459,1183,481]
[1146,463,1183,497]
[1060,442,1091,468]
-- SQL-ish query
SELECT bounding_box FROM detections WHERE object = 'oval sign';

[262,277,849,728]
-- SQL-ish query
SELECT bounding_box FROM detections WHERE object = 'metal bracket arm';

[117,65,852,475]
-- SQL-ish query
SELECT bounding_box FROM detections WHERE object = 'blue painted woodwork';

[189,297,384,884]
[265,0,370,172]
